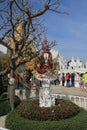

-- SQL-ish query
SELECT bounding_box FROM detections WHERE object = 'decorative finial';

[42,36,49,53]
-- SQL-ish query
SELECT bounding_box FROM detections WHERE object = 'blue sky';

[42,0,87,62]
[0,0,87,62]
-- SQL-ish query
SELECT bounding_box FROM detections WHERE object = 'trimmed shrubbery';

[5,99,87,130]
[17,99,80,121]
[0,92,21,116]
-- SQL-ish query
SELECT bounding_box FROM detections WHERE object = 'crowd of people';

[54,72,87,92]
[7,70,87,95]
[14,71,35,90]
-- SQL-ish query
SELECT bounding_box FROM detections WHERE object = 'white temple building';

[51,49,66,74]
[68,57,84,69]
[51,50,87,87]
[51,50,87,74]
[66,57,87,74]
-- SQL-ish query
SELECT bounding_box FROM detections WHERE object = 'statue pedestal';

[39,78,55,107]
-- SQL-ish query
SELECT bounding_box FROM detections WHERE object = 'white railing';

[52,94,87,110]
[15,89,87,110]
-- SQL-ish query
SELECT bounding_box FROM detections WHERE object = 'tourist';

[66,73,70,87]
[29,78,34,89]
[75,73,80,87]
[79,73,84,91]
[83,72,87,92]
[16,74,21,89]
[61,73,65,86]
[54,75,60,85]
[71,73,75,87]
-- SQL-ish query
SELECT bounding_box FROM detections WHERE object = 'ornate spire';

[35,37,56,74]
[42,36,49,53]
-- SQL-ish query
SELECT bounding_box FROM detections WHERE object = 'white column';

[39,78,55,107]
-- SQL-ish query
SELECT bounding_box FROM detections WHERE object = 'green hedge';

[17,99,80,121]
[0,93,21,116]
[5,108,87,130]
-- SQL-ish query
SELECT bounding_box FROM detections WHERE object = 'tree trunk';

[9,84,15,111]
[8,69,15,111]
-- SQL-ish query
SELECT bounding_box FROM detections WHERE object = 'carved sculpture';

[35,37,56,107]
[36,37,56,74]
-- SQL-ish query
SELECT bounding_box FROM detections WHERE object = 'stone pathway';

[51,85,87,97]
[0,115,7,128]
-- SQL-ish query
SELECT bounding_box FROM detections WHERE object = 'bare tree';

[0,0,65,76]
[0,0,65,110]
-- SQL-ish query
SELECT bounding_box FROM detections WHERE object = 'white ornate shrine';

[38,77,55,107]
[35,37,56,107]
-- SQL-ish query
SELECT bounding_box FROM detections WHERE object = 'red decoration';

[36,37,56,74]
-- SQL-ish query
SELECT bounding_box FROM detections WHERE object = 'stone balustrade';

[52,93,87,110]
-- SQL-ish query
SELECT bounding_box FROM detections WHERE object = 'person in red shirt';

[16,74,21,89]
[66,73,70,87]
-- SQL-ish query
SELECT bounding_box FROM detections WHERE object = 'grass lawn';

[5,108,87,130]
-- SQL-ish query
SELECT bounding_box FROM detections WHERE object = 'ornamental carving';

[36,37,56,74]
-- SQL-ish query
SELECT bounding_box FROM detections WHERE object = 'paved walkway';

[51,85,87,97]
[0,85,87,128]
[0,115,7,128]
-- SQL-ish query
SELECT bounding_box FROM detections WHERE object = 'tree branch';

[0,39,12,51]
